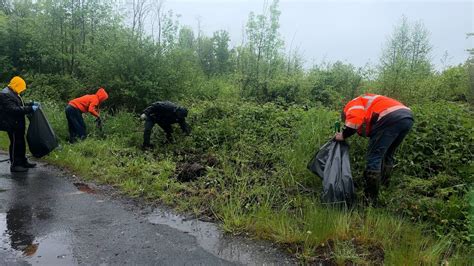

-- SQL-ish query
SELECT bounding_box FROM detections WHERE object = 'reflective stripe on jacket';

[343,93,410,136]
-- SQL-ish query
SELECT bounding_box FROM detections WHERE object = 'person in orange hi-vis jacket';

[65,88,108,143]
[334,93,414,204]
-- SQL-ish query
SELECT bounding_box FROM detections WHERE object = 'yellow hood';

[8,76,27,94]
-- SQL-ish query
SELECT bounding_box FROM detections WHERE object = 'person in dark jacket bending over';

[0,76,40,172]
[335,93,413,204]
[140,101,191,149]
[65,88,108,143]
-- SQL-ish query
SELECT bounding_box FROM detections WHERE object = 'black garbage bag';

[307,139,355,206]
[27,108,58,158]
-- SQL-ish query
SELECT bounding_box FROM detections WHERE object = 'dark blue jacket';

[143,101,188,125]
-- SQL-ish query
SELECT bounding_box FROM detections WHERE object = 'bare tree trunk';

[131,0,137,37]
[90,0,95,45]
[131,0,150,42]
[70,0,76,75]
[81,0,86,51]
[60,14,65,75]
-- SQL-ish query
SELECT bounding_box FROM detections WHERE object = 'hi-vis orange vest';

[343,93,410,136]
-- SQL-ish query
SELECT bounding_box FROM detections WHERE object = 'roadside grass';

[1,99,471,264]
[215,202,461,264]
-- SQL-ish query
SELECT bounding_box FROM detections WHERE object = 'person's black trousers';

[143,119,173,146]
[65,105,86,143]
[7,127,27,166]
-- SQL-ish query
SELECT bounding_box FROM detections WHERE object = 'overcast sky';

[150,0,473,69]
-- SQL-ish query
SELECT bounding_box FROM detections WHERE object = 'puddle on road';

[73,182,96,194]
[148,210,274,264]
[0,212,77,264]
[23,231,78,265]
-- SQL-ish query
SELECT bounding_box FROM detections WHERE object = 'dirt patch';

[173,152,219,182]
[176,163,206,182]
[354,238,384,265]
[73,182,96,194]
[313,239,337,265]
[202,153,219,167]
[313,238,384,265]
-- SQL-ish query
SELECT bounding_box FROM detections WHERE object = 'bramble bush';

[400,102,473,178]
[389,102,473,244]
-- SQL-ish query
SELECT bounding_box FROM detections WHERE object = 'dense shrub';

[400,102,473,178]
[25,73,84,102]
[391,173,470,242]
[307,62,362,108]
[402,65,471,105]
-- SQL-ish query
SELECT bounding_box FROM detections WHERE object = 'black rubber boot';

[10,165,29,173]
[142,143,155,150]
[381,164,394,187]
[364,170,381,206]
[22,160,37,168]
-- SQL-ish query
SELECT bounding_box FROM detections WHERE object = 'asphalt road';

[0,155,293,265]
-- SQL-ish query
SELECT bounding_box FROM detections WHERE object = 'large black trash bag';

[307,139,355,206]
[27,108,58,158]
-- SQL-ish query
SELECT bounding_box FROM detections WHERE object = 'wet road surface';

[0,155,294,265]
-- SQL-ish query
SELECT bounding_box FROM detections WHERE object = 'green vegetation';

[1,98,469,264]
[0,0,473,263]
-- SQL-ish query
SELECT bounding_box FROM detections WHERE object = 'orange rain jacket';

[69,88,108,118]
[343,93,410,137]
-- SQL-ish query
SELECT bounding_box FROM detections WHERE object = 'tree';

[467,33,474,104]
[160,9,179,52]
[178,26,195,50]
[0,10,12,80]
[0,0,11,14]
[212,30,232,75]
[150,0,164,44]
[130,0,150,41]
[378,16,432,100]
[308,61,362,108]
[196,35,214,77]
[238,0,284,100]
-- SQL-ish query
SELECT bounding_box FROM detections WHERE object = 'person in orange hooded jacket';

[334,93,413,204]
[65,88,108,143]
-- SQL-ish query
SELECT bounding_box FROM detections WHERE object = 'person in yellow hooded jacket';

[0,76,40,172]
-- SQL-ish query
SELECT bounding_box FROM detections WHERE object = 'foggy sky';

[153,0,473,69]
